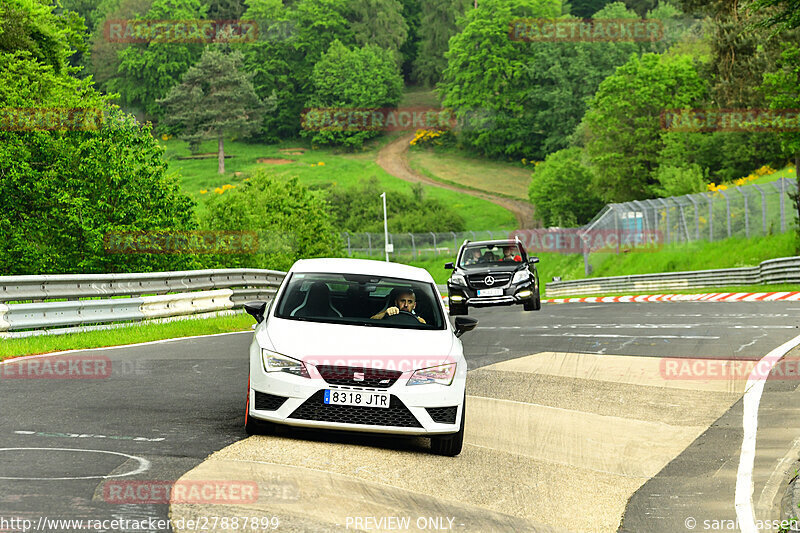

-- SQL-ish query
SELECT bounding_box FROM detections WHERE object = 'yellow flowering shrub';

[409,129,448,146]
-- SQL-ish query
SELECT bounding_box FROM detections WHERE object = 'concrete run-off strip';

[544,291,800,304]
[170,350,749,532]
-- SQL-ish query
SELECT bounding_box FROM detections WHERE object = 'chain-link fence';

[341,178,798,261]
[582,177,797,246]
[341,230,517,260]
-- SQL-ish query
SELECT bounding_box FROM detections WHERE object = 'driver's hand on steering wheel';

[385,306,399,316]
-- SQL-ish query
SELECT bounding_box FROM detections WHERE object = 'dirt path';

[375,133,538,229]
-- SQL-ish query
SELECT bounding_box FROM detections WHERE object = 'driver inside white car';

[370,289,426,324]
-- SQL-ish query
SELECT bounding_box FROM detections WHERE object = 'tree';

[206,0,246,19]
[302,40,403,148]
[439,0,563,159]
[398,0,422,81]
[440,1,641,160]
[324,178,466,232]
[240,0,353,140]
[750,0,800,30]
[578,53,707,202]
[0,50,198,274]
[159,48,267,174]
[521,3,640,158]
[202,172,343,271]
[87,0,154,89]
[761,43,800,240]
[0,0,87,74]
[347,0,409,67]
[568,0,613,17]
[108,0,207,122]
[412,0,471,86]
[528,148,605,226]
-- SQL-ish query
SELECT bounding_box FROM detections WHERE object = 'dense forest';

[1,0,799,273]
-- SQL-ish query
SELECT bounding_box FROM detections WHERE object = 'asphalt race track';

[1,301,799,532]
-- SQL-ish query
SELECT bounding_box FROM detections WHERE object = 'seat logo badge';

[353,372,365,381]
[484,276,495,286]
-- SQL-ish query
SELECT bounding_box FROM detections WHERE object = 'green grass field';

[161,137,516,230]
[401,232,799,287]
[545,283,800,299]
[407,146,533,200]
[0,313,254,360]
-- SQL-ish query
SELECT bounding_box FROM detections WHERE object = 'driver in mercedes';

[371,289,426,324]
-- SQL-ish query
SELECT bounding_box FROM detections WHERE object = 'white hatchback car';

[243,258,477,456]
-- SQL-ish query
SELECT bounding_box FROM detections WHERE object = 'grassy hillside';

[160,137,517,230]
[406,232,799,287]
[407,146,532,200]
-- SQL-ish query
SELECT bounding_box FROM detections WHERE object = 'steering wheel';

[384,310,422,325]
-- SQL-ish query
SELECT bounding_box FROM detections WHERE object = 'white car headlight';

[407,363,456,386]
[450,273,466,285]
[512,270,529,284]
[262,349,309,378]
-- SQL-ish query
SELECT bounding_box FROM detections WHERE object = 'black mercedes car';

[445,238,541,315]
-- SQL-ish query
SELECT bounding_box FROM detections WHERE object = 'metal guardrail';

[3,257,798,336]
[0,269,287,337]
[545,256,800,296]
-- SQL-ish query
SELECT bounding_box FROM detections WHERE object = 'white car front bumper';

[248,353,466,436]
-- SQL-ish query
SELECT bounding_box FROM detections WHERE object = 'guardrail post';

[706,193,714,241]
[776,178,787,233]
[632,200,650,246]
[686,195,699,241]
[452,231,457,252]
[430,232,437,256]
[366,233,372,256]
[675,200,690,242]
[739,188,749,238]
[344,232,351,256]
[409,233,416,257]
[753,184,767,234]
[719,190,731,238]
[657,198,671,244]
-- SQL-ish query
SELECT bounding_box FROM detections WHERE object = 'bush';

[324,178,466,233]
[528,148,604,227]
[201,171,344,271]
[653,164,707,197]
[302,40,403,148]
[0,50,198,274]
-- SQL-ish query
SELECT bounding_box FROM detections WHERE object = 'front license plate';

[323,390,390,408]
[477,288,503,297]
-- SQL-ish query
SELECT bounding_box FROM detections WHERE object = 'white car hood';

[262,317,457,368]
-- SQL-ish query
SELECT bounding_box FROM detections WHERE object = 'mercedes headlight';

[262,349,309,378]
[407,363,456,386]
[450,273,466,285]
[512,270,530,284]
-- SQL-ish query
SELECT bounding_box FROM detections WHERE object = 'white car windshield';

[274,272,445,330]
